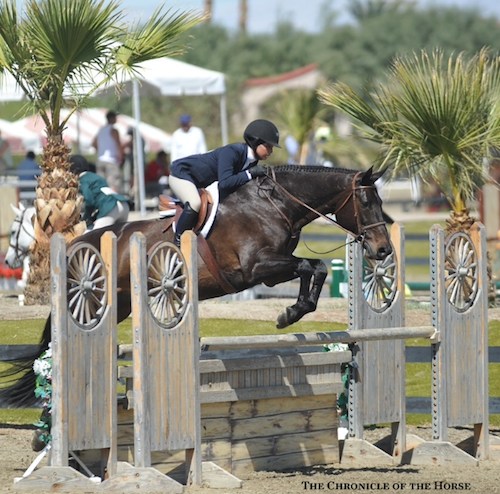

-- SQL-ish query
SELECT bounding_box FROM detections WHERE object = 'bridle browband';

[9,208,35,266]
[260,169,385,244]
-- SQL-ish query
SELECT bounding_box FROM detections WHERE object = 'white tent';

[0,118,42,154]
[0,58,229,214]
[12,108,171,156]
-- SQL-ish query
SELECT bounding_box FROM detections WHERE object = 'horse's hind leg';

[276,259,327,329]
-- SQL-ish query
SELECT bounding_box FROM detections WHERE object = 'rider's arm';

[216,146,251,196]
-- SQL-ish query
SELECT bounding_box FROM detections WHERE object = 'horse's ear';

[371,167,388,183]
[10,203,22,216]
[360,166,374,185]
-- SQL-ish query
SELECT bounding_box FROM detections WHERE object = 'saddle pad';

[159,182,220,238]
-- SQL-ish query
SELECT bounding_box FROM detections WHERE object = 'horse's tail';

[0,314,52,408]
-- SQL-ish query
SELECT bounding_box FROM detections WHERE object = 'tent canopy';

[13,108,171,155]
[132,57,226,96]
[0,118,41,154]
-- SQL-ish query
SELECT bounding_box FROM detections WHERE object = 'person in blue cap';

[170,114,207,162]
[169,119,281,246]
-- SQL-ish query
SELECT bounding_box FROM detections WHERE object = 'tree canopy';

[121,2,500,145]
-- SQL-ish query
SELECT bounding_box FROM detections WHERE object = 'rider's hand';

[249,165,267,178]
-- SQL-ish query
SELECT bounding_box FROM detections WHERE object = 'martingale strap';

[196,236,237,294]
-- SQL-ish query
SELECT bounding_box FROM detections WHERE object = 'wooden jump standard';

[342,223,491,467]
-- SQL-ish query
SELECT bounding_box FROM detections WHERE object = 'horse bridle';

[9,208,36,266]
[261,170,385,243]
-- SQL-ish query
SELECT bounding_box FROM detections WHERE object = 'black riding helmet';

[243,119,281,151]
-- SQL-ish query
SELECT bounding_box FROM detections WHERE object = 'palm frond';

[319,48,500,211]
[115,7,206,69]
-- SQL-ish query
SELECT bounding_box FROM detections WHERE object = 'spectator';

[92,110,124,193]
[17,151,41,200]
[0,130,13,176]
[170,114,207,162]
[17,151,41,181]
[70,155,129,232]
[145,150,170,196]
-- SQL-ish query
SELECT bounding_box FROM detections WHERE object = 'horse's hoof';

[276,312,289,329]
[31,429,46,452]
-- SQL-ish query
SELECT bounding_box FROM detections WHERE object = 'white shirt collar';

[243,146,257,170]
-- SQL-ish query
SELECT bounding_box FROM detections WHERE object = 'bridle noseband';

[335,171,386,242]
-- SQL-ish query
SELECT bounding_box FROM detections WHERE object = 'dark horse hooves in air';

[0,165,392,407]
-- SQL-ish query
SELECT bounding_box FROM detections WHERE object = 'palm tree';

[318,48,500,233]
[204,0,213,23]
[276,89,324,163]
[0,0,204,304]
[239,0,247,34]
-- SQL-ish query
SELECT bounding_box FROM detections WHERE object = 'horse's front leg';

[276,258,327,329]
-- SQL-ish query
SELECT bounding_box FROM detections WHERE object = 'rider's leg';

[174,202,199,246]
[169,176,201,246]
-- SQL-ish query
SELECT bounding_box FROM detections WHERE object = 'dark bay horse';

[0,165,392,407]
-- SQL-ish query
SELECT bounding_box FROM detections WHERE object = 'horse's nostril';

[377,246,392,259]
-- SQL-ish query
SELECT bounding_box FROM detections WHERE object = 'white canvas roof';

[12,108,171,156]
[0,118,42,154]
[133,57,226,96]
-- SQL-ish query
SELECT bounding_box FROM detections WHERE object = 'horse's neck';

[275,169,352,228]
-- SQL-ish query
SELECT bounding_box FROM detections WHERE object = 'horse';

[0,165,393,407]
[4,204,36,289]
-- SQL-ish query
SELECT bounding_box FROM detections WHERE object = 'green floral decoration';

[33,343,52,445]
[324,342,350,422]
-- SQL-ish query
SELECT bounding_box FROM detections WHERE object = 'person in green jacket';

[70,155,129,231]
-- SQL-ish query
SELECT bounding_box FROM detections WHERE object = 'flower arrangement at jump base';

[32,343,52,445]
[324,342,350,437]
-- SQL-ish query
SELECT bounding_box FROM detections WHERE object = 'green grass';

[1,316,499,427]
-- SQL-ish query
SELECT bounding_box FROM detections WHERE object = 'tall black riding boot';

[174,202,199,246]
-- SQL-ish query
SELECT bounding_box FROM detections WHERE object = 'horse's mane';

[270,164,357,175]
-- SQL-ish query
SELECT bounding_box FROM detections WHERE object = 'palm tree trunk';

[239,0,247,34]
[24,136,86,305]
[204,0,213,23]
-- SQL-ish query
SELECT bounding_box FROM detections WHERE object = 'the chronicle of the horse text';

[301,480,472,490]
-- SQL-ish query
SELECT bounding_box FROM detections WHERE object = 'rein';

[261,170,385,248]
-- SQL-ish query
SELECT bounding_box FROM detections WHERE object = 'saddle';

[158,188,236,294]
[159,188,213,234]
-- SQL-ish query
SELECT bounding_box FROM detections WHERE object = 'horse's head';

[334,167,393,260]
[5,204,36,269]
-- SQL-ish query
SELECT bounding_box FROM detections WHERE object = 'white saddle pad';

[159,182,220,238]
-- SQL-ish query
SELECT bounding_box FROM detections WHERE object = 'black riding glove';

[249,165,267,178]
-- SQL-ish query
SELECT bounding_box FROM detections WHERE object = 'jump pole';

[200,326,437,351]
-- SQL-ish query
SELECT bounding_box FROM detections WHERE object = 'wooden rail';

[199,326,438,351]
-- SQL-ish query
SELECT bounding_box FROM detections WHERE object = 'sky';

[120,0,500,34]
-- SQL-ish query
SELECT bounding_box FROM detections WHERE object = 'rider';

[169,119,281,246]
[69,155,130,231]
